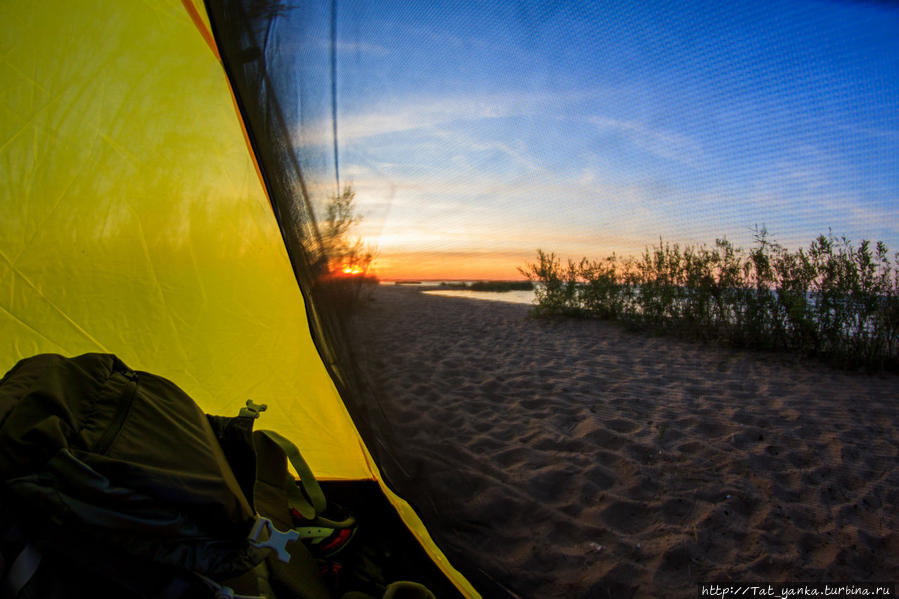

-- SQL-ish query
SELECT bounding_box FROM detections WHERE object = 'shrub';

[523,231,899,370]
[518,250,581,316]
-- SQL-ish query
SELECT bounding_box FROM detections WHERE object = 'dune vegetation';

[520,230,899,370]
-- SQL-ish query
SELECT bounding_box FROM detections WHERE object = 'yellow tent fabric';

[0,0,476,595]
[0,0,365,480]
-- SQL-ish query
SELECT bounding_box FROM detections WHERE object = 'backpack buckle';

[239,400,268,419]
[247,516,298,563]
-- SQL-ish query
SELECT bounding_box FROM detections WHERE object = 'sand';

[345,285,899,598]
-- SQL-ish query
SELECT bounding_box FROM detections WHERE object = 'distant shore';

[346,286,898,598]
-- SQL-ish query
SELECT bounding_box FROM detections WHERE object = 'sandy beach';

[345,285,898,598]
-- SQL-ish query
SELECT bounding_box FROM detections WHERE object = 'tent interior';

[1,0,473,596]
[2,0,898,597]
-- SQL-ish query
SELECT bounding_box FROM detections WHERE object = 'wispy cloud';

[337,96,518,141]
[816,116,899,144]
[342,165,681,259]
[296,91,572,147]
[333,40,391,56]
[277,37,391,57]
[429,128,544,174]
[588,116,703,165]
[383,22,493,53]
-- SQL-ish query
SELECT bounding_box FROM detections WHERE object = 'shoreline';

[346,286,899,598]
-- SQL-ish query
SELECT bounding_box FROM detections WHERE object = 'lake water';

[423,288,536,305]
[386,281,537,305]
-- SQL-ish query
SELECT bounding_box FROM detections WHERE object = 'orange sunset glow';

[371,251,532,281]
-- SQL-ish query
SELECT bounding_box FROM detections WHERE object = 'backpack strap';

[2,542,41,598]
[255,430,325,521]
[246,430,334,599]
[193,572,268,599]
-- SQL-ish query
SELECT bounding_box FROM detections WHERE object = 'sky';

[277,0,899,281]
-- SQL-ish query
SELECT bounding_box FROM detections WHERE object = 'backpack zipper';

[94,369,139,455]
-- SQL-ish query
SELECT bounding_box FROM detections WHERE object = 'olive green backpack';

[0,353,434,599]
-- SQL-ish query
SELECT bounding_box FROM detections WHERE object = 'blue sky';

[279,0,899,279]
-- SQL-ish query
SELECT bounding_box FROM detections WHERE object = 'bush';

[310,185,377,315]
[518,250,582,317]
[521,231,899,370]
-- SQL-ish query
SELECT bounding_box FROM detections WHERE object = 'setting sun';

[340,264,364,275]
